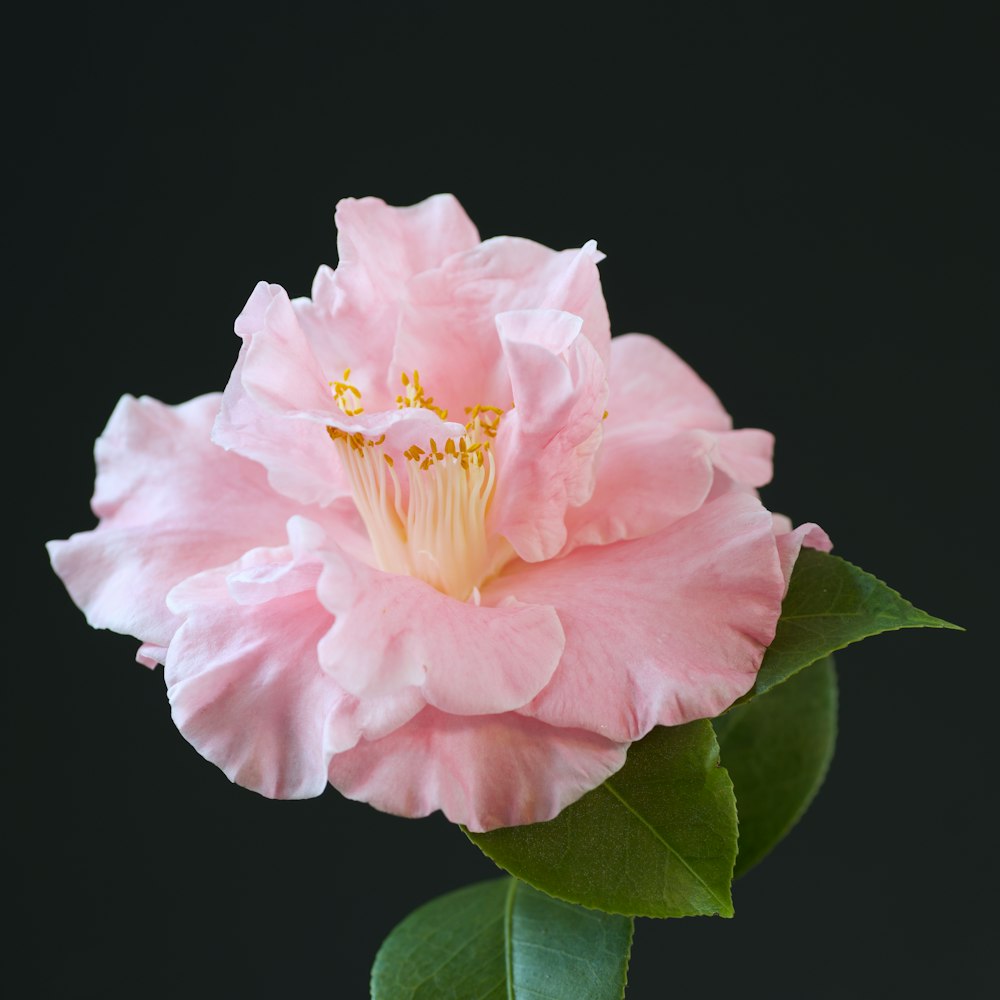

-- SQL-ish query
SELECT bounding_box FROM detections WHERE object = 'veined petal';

[47,393,298,649]
[485,491,786,742]
[314,543,565,715]
[491,310,608,562]
[166,523,421,800]
[327,707,628,832]
[167,576,341,800]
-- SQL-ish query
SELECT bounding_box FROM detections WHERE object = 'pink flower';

[48,194,830,832]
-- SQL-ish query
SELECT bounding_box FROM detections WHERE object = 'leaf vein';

[600,780,728,910]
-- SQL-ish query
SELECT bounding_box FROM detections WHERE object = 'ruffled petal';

[48,393,298,648]
[775,520,833,588]
[296,194,481,410]
[212,282,354,506]
[562,428,716,552]
[490,310,608,561]
[710,428,775,489]
[327,707,628,832]
[390,237,609,418]
[165,520,423,800]
[485,491,786,742]
[606,333,732,432]
[335,194,481,295]
[314,541,565,715]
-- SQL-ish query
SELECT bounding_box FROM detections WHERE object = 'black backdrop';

[13,4,995,997]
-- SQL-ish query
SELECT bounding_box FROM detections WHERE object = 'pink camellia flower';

[48,194,830,832]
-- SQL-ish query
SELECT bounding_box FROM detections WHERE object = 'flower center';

[327,370,509,601]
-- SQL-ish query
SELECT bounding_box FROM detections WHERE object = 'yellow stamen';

[326,370,510,599]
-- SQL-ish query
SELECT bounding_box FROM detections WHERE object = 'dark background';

[13,4,996,997]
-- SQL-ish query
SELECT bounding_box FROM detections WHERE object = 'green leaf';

[466,721,737,918]
[750,549,960,699]
[714,656,838,877]
[370,877,634,1000]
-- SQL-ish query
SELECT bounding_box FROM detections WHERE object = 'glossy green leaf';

[467,721,737,918]
[370,877,633,1000]
[750,549,959,699]
[714,656,838,877]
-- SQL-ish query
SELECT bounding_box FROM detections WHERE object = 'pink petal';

[562,428,717,552]
[485,491,787,742]
[775,520,833,589]
[607,334,775,486]
[606,333,732,432]
[327,707,628,832]
[389,237,609,419]
[167,575,339,799]
[710,428,775,489]
[165,525,424,800]
[48,393,299,648]
[136,643,168,669]
[214,282,472,498]
[335,194,481,295]
[491,310,608,561]
[314,543,565,715]
[297,194,481,411]
[212,282,355,507]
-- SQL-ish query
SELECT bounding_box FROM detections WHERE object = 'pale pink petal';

[710,428,775,489]
[214,281,471,494]
[324,687,428,756]
[295,194,480,410]
[212,281,353,507]
[214,285,456,501]
[607,333,732,432]
[562,428,716,552]
[485,491,786,742]
[335,194,481,294]
[167,573,340,799]
[775,521,833,589]
[490,310,608,562]
[389,237,609,418]
[214,333,349,508]
[327,707,628,832]
[48,393,298,648]
[165,525,423,799]
[294,271,397,412]
[772,513,793,535]
[136,643,168,668]
[314,543,565,715]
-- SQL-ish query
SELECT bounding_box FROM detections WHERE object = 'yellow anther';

[396,369,448,420]
[332,370,364,416]
[383,454,394,467]
[603,409,609,420]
